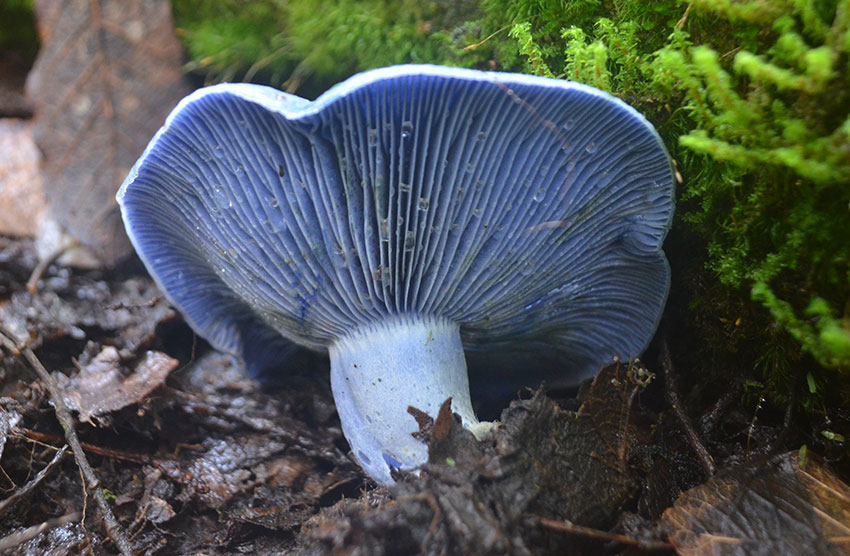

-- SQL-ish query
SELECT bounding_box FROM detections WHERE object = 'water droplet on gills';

[401,121,414,139]
[404,231,415,251]
[368,128,378,146]
[212,185,232,209]
[417,197,430,211]
[213,146,225,159]
[380,219,390,241]
[585,141,598,154]
[533,188,545,202]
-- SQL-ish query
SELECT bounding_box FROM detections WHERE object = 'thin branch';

[0,445,68,516]
[463,23,513,51]
[0,325,133,556]
[675,2,693,30]
[26,242,74,294]
[538,517,674,551]
[660,333,717,477]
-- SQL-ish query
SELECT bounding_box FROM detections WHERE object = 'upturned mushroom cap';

[117,65,674,484]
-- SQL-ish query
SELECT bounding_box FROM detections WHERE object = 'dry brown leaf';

[145,496,176,524]
[662,450,850,556]
[26,0,192,265]
[580,358,651,468]
[54,346,177,423]
[0,119,45,237]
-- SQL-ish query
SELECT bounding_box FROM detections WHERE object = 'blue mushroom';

[117,65,675,484]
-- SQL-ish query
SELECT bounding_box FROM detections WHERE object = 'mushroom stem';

[329,315,477,484]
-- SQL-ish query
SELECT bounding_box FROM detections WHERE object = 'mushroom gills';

[329,315,475,484]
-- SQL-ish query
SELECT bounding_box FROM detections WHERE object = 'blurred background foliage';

[171,0,480,97]
[0,0,38,58]
[5,0,849,446]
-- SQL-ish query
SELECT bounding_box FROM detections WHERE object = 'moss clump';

[653,1,850,375]
[172,0,290,84]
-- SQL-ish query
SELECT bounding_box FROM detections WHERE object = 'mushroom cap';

[117,64,674,388]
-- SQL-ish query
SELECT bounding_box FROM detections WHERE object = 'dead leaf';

[0,119,45,237]
[145,496,176,524]
[662,450,850,556]
[580,358,651,467]
[54,346,177,423]
[26,0,192,265]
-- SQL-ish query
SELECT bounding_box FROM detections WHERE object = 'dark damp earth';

[2,236,848,556]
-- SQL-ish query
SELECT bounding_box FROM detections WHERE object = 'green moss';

[283,0,461,89]
[173,0,478,95]
[172,0,291,83]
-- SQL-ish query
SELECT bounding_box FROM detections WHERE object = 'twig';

[18,428,156,466]
[0,325,133,556]
[539,517,674,551]
[674,2,693,30]
[659,333,717,477]
[25,242,72,294]
[745,394,765,461]
[463,23,513,51]
[0,511,82,552]
[0,445,68,516]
